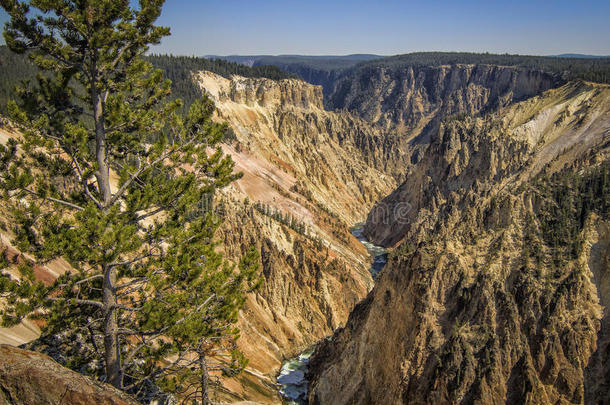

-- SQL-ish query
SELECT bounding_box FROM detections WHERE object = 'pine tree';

[0,0,258,402]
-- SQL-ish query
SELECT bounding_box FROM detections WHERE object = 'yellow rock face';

[309,81,610,405]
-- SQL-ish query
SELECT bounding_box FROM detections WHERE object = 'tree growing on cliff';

[0,0,258,401]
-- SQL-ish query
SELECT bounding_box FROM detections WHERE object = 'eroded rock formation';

[309,81,610,405]
[326,64,563,179]
[194,72,397,402]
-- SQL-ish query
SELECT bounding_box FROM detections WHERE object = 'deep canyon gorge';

[1,49,609,405]
[196,61,610,403]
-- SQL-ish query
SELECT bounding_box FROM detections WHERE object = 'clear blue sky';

[1,0,609,56]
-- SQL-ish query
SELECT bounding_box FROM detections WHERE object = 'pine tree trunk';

[200,353,211,405]
[103,264,122,388]
[92,66,121,388]
[92,84,112,205]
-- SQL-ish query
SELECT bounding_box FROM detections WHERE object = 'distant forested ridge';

[213,54,382,71]
[210,52,610,97]
[2,49,609,115]
[0,46,39,115]
[351,52,610,84]
[212,54,383,94]
[0,47,298,114]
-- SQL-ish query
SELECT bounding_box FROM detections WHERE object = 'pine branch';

[132,206,166,223]
[23,188,85,211]
[46,296,103,309]
[109,253,159,268]
[66,147,103,209]
[56,274,103,288]
[122,350,190,392]
[106,151,171,208]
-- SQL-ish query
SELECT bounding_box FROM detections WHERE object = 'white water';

[350,223,388,279]
[276,224,388,403]
[277,347,315,404]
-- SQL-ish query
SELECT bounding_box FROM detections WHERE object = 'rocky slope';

[365,80,610,246]
[325,64,563,179]
[308,81,610,404]
[193,72,397,402]
[198,71,395,223]
[0,344,138,405]
[328,65,561,132]
[0,73,396,403]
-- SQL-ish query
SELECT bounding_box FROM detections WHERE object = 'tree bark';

[103,264,122,388]
[92,61,120,388]
[92,84,112,206]
[200,352,211,405]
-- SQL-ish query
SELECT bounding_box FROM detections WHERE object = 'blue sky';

[1,0,609,56]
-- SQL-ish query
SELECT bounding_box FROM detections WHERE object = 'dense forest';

[224,54,381,71]
[535,160,610,262]
[0,47,297,114]
[0,46,39,115]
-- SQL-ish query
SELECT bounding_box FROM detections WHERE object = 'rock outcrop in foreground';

[0,344,138,405]
[308,81,610,404]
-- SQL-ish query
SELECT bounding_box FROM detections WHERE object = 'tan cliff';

[193,72,397,402]
[364,80,610,247]
[327,64,562,179]
[308,81,610,404]
[197,71,395,224]
[0,73,396,403]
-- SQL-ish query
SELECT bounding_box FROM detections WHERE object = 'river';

[276,224,387,404]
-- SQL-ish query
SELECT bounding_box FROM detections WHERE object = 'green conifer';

[0,0,259,402]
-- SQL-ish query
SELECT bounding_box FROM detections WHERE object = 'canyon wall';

[324,64,563,179]
[194,72,397,402]
[309,81,610,404]
[328,64,561,132]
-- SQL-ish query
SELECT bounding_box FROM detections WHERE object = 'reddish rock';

[0,344,138,405]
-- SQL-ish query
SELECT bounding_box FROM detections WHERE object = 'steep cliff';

[0,74,396,403]
[308,81,610,404]
[365,80,610,246]
[198,72,395,224]
[193,72,397,402]
[325,64,562,178]
[330,63,560,130]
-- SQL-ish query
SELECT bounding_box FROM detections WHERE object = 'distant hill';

[209,52,610,93]
[350,52,610,84]
[550,53,610,58]
[207,54,384,96]
[208,54,382,70]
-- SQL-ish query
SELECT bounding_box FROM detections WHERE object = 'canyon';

[1,52,609,405]
[309,80,610,404]
[195,71,397,402]
[193,63,606,403]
